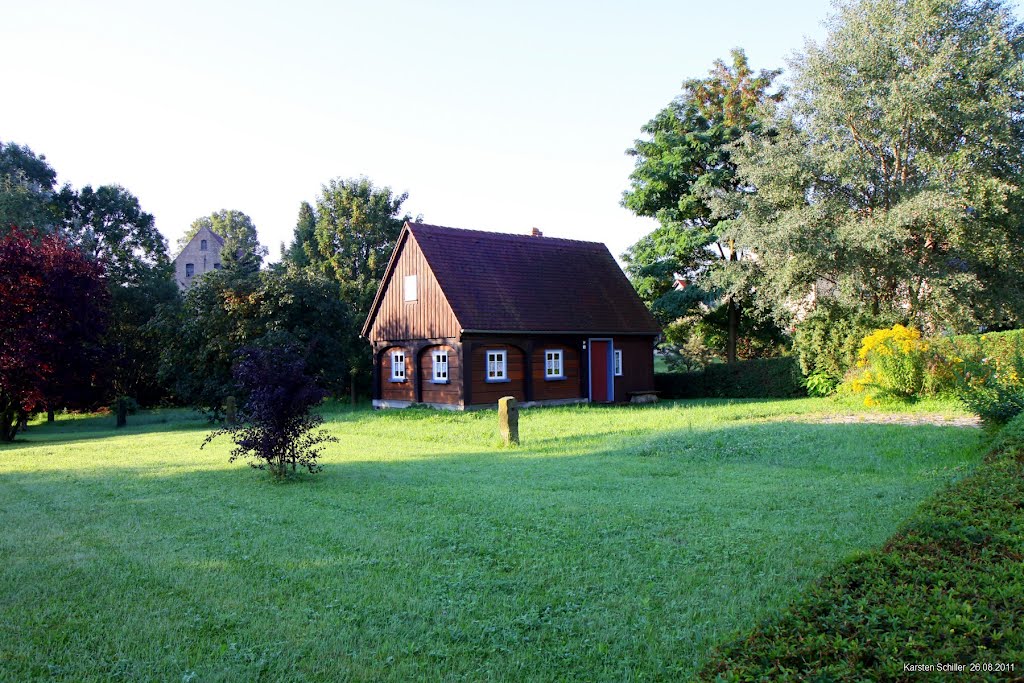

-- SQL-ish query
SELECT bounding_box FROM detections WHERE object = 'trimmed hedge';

[655,357,806,399]
[698,424,1024,682]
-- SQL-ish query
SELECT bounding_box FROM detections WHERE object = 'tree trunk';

[47,407,55,423]
[115,398,127,428]
[0,409,16,442]
[17,410,28,432]
[726,298,740,364]
[726,242,741,364]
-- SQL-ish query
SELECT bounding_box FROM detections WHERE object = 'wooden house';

[361,222,661,409]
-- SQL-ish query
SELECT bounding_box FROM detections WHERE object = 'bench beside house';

[361,222,661,410]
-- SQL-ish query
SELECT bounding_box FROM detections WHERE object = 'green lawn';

[0,399,985,681]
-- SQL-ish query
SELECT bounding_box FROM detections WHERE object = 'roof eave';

[461,329,660,336]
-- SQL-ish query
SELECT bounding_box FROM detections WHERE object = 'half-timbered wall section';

[419,344,461,405]
[367,232,460,343]
[379,346,414,402]
[469,344,526,405]
[531,344,580,401]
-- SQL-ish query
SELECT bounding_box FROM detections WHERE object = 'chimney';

[531,227,543,237]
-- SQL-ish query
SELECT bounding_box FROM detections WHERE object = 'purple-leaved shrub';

[203,345,337,478]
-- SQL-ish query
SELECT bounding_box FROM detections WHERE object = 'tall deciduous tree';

[622,50,782,362]
[313,177,411,314]
[723,0,1024,331]
[311,177,412,389]
[56,183,177,404]
[58,184,171,285]
[0,230,109,440]
[0,141,59,231]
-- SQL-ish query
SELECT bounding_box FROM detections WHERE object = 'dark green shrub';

[791,302,888,393]
[654,357,805,399]
[993,412,1024,453]
[931,329,1024,369]
[946,334,1024,427]
[112,396,139,415]
[803,371,839,397]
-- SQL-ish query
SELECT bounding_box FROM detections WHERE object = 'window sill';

[544,375,567,381]
[389,379,407,383]
[485,378,511,384]
[431,379,450,385]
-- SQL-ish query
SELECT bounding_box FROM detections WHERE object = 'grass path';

[0,398,985,681]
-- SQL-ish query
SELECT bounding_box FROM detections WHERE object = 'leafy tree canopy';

[284,201,317,269]
[58,184,172,286]
[0,229,109,440]
[155,266,354,414]
[0,141,59,230]
[722,0,1024,331]
[622,49,782,360]
[312,177,411,314]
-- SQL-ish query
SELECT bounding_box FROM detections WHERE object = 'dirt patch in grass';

[805,413,981,428]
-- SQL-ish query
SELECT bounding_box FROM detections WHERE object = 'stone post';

[115,398,127,428]
[498,396,519,446]
[225,396,237,425]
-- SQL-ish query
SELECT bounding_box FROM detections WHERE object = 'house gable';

[173,226,225,289]
[364,228,461,343]
[407,223,660,335]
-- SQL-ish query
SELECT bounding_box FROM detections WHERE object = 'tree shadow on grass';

[1,409,212,449]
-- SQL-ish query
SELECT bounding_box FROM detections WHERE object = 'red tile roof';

[391,222,660,335]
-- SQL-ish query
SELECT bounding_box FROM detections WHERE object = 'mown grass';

[0,398,984,681]
[700,417,1024,682]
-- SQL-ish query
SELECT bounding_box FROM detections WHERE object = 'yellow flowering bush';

[850,325,929,404]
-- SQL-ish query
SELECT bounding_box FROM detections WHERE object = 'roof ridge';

[408,222,606,247]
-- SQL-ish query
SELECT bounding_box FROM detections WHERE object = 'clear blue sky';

[4,0,1016,262]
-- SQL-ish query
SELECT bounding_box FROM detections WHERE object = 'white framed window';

[403,274,418,302]
[486,350,507,382]
[432,350,449,383]
[614,349,623,376]
[544,349,564,379]
[390,350,406,381]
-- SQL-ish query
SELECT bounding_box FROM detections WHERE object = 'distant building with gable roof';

[173,226,224,289]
